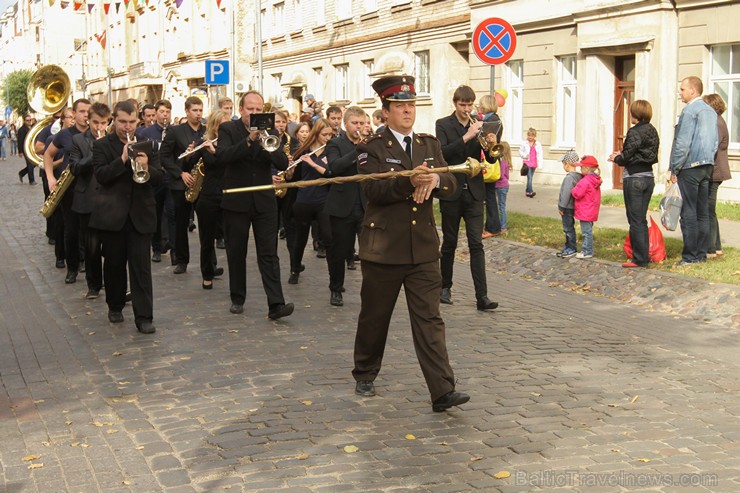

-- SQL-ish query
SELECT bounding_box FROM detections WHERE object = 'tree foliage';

[2,69,35,117]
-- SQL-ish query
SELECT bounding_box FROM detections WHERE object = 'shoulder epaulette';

[360,133,383,145]
[416,133,438,141]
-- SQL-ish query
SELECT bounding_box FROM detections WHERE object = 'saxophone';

[40,167,75,218]
[275,133,291,199]
[185,158,205,203]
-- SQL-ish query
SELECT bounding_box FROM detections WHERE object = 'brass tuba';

[23,65,71,166]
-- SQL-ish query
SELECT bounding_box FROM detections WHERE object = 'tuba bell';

[23,65,71,167]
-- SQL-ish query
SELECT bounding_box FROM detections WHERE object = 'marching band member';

[44,99,91,283]
[324,107,366,306]
[286,118,333,285]
[140,99,173,263]
[90,100,163,334]
[326,106,343,138]
[68,102,111,299]
[216,91,294,319]
[160,96,205,275]
[195,109,230,289]
[41,109,73,262]
[136,103,156,137]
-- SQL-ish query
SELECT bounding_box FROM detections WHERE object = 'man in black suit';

[217,91,294,320]
[324,106,366,307]
[17,115,36,184]
[160,96,205,274]
[435,85,498,311]
[69,102,111,299]
[90,100,163,334]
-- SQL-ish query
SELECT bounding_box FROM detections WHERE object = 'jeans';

[496,186,509,230]
[483,182,500,233]
[623,176,655,266]
[677,165,712,262]
[580,221,593,255]
[526,166,535,194]
[708,181,722,253]
[0,139,6,159]
[560,207,576,254]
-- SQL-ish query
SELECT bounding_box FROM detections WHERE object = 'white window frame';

[334,63,349,101]
[413,50,430,96]
[505,60,524,144]
[314,0,325,26]
[272,2,284,36]
[291,0,301,31]
[336,0,352,20]
[556,55,577,147]
[709,43,740,150]
[362,59,375,100]
[313,67,323,101]
[363,0,378,14]
[271,73,282,104]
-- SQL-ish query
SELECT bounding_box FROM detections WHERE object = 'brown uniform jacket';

[357,128,456,265]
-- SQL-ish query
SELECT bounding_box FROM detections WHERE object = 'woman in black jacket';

[609,100,659,268]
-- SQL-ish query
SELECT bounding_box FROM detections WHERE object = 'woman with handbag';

[479,95,504,238]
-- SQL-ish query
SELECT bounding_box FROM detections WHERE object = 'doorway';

[612,56,635,189]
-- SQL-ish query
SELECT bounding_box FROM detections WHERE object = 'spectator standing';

[10,124,18,156]
[0,120,8,160]
[495,142,513,233]
[556,150,582,258]
[519,127,542,197]
[668,76,718,265]
[571,156,602,259]
[702,93,731,259]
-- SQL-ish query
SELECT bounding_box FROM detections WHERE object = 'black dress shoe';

[213,266,224,277]
[65,270,78,284]
[108,311,124,323]
[202,280,213,290]
[173,263,187,274]
[55,259,65,269]
[432,391,470,412]
[346,260,356,270]
[85,289,100,299]
[330,291,343,306]
[151,251,161,263]
[440,287,453,305]
[316,247,326,259]
[288,272,299,284]
[339,286,346,293]
[216,238,226,249]
[476,297,499,311]
[136,321,156,334]
[298,264,305,273]
[170,252,177,266]
[355,380,376,397]
[229,303,244,314]
[268,303,294,320]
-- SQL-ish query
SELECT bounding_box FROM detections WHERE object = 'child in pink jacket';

[571,155,602,259]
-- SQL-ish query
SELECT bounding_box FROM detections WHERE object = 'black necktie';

[403,136,412,160]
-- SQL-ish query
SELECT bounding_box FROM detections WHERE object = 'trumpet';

[128,133,150,184]
[178,138,217,160]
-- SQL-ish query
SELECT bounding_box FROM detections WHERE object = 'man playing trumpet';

[90,101,163,334]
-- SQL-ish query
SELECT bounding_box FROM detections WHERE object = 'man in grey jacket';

[668,76,718,265]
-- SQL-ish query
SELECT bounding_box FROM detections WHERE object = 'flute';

[178,138,217,160]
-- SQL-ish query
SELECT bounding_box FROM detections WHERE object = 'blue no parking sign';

[473,18,517,65]
[205,60,229,85]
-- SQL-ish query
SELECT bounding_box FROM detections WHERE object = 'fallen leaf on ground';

[301,400,312,406]
[343,445,359,453]
[470,456,482,462]
[638,458,651,463]
[80,444,89,448]
[22,455,41,462]
[122,480,131,485]
[27,463,44,470]
[227,330,239,333]
[70,442,80,447]
[494,471,511,479]
[405,434,416,440]
[630,395,639,404]
[248,408,258,412]
[112,352,123,356]
[65,420,73,425]
[180,356,191,360]
[87,330,95,334]
[106,429,119,434]
[297,453,309,460]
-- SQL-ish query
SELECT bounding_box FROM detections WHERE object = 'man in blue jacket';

[668,76,718,265]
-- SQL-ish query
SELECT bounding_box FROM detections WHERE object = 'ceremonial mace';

[222,158,484,195]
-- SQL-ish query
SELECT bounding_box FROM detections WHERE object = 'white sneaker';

[576,252,593,259]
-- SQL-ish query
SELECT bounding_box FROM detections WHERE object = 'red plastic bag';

[623,217,666,263]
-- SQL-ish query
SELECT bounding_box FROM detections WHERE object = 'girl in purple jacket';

[571,155,602,259]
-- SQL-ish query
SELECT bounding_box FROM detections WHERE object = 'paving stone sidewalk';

[1,156,739,492]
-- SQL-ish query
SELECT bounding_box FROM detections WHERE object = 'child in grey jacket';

[557,150,582,258]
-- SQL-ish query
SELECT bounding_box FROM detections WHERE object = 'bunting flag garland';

[175,0,183,8]
[94,31,107,49]
[123,0,129,5]
[132,0,138,9]
[115,2,121,12]
[216,0,222,8]
[60,1,70,9]
[48,0,56,7]
[193,0,201,10]
[103,2,110,13]
[87,3,95,12]
[74,1,83,10]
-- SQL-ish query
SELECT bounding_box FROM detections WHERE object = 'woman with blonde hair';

[478,95,504,238]
[195,109,230,289]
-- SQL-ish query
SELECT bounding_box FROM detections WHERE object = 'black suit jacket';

[325,132,363,218]
[216,118,288,213]
[89,133,163,234]
[160,122,205,191]
[435,113,485,201]
[69,130,98,214]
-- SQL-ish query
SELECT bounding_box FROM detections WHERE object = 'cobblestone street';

[0,156,738,492]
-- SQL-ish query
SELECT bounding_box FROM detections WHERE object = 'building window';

[313,67,323,101]
[291,0,302,31]
[413,51,430,95]
[334,64,349,101]
[361,59,374,100]
[505,60,524,144]
[556,55,577,147]
[336,0,352,20]
[364,0,377,13]
[273,2,284,35]
[315,0,325,26]
[260,9,267,40]
[271,73,282,104]
[710,44,740,147]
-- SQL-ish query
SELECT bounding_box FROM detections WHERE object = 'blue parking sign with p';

[205,60,229,85]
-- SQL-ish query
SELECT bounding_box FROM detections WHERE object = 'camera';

[249,113,275,132]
